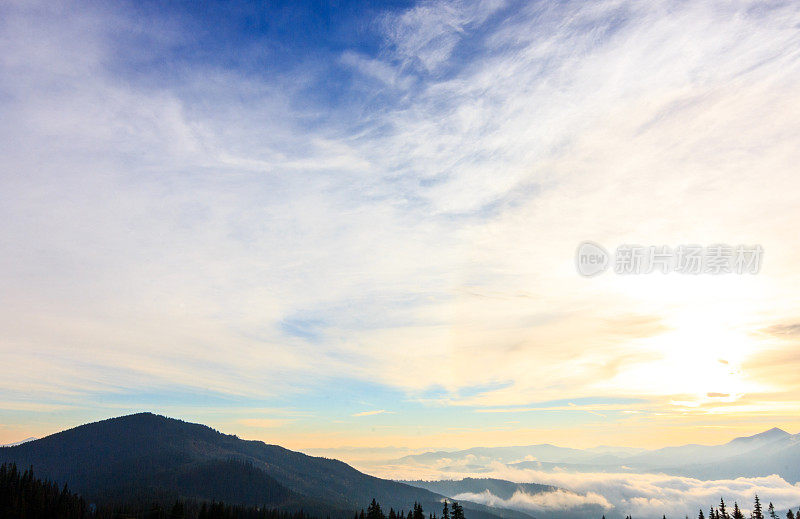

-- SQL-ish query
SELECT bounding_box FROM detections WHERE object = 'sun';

[605,273,771,401]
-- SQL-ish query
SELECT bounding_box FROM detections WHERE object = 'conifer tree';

[787,510,795,519]
[451,501,464,519]
[753,495,764,519]
[733,502,744,519]
[368,499,386,519]
[700,509,705,519]
[442,500,450,519]
[768,503,776,519]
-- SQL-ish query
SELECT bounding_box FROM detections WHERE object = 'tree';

[700,509,705,519]
[768,503,776,519]
[720,499,729,519]
[733,503,744,519]
[442,500,450,519]
[787,510,795,519]
[451,501,464,519]
[368,499,386,519]
[753,495,764,519]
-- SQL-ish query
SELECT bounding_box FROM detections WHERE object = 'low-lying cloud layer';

[420,466,800,518]
[453,488,612,513]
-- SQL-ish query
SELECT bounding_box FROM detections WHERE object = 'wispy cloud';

[1,0,800,447]
[352,410,392,417]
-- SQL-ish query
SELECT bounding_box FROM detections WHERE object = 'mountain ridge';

[394,427,800,482]
[0,413,532,519]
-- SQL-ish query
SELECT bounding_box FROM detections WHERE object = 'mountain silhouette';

[0,413,529,519]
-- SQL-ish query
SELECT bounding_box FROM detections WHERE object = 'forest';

[0,462,464,519]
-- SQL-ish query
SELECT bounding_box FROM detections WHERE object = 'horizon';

[2,411,797,457]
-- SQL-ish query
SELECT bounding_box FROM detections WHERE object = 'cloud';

[380,0,506,72]
[494,470,800,518]
[397,462,800,518]
[353,410,392,417]
[2,0,800,446]
[762,323,800,338]
[453,488,612,512]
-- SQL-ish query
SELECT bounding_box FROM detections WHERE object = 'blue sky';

[2,0,800,461]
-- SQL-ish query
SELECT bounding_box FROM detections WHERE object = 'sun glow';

[602,273,770,401]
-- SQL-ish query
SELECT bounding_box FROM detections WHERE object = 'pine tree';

[753,495,764,519]
[733,502,744,519]
[787,510,795,519]
[442,500,450,519]
[451,501,464,519]
[768,503,776,519]
[368,499,386,519]
[700,509,705,519]
[721,499,729,519]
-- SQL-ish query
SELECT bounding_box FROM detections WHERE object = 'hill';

[0,413,529,519]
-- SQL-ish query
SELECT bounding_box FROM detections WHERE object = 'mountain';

[0,437,36,447]
[401,478,556,500]
[0,413,529,519]
[397,445,601,468]
[395,427,800,482]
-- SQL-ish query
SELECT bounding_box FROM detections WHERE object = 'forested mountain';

[0,413,526,519]
[0,461,366,519]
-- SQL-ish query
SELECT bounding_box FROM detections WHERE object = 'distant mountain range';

[394,427,800,482]
[400,478,556,499]
[0,436,36,447]
[0,413,531,519]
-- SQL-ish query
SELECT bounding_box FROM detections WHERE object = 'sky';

[2,0,800,462]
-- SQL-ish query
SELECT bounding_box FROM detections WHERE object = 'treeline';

[613,495,800,519]
[0,462,313,519]
[1,463,460,519]
[701,495,794,519]
[354,498,465,519]
[105,501,316,519]
[1,462,88,518]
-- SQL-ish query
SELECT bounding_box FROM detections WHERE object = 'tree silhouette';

[753,495,764,519]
